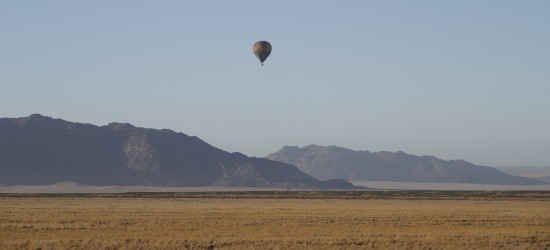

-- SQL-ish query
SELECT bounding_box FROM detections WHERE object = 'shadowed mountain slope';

[0,115,358,189]
[267,145,545,185]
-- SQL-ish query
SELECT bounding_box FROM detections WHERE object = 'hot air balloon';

[253,41,272,66]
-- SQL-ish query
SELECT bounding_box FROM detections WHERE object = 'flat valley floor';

[1,191,549,249]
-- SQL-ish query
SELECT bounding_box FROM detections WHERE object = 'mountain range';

[0,114,357,189]
[267,145,545,185]
[2,114,545,188]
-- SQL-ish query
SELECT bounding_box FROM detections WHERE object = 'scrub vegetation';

[1,191,549,249]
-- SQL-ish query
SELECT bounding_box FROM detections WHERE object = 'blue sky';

[1,1,549,166]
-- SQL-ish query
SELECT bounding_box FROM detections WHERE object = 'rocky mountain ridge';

[267,145,545,185]
[0,114,358,189]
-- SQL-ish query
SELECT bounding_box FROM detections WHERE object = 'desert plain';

[1,191,549,249]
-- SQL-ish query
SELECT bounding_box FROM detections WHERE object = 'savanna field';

[1,191,549,249]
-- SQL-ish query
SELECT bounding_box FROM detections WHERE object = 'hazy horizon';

[2,1,549,166]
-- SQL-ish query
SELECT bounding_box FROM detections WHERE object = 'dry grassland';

[1,193,549,249]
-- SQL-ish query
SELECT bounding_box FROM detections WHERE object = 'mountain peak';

[14,113,50,125]
[28,113,49,119]
[107,122,136,131]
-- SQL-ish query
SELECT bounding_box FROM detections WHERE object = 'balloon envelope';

[253,41,272,65]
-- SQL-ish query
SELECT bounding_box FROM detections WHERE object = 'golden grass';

[1,195,549,249]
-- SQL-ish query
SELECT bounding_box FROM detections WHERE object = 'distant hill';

[496,166,550,183]
[0,114,358,189]
[267,145,546,185]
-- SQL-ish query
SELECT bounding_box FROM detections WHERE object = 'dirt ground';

[1,191,549,249]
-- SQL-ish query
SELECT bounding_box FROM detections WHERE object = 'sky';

[1,1,549,167]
